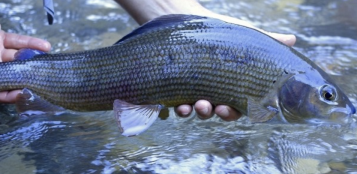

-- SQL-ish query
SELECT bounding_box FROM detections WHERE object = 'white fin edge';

[113,99,163,137]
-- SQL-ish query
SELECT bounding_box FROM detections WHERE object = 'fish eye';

[320,85,337,101]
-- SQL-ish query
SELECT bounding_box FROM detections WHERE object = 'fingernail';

[43,42,51,50]
[181,106,191,116]
[201,107,209,115]
[177,105,191,116]
[221,106,230,117]
[216,106,229,117]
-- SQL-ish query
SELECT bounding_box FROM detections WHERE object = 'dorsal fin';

[114,14,208,45]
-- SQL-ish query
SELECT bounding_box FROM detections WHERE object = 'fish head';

[278,70,356,124]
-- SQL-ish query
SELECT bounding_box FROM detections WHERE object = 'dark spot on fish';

[208,44,217,58]
[191,73,199,80]
[236,47,254,66]
[164,54,174,64]
[273,80,276,84]
[236,56,253,66]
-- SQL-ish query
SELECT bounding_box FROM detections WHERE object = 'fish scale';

[0,15,327,114]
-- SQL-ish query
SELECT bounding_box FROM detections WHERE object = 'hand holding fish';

[116,0,296,121]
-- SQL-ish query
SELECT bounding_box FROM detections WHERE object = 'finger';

[194,100,214,120]
[4,32,51,51]
[1,49,18,62]
[175,104,193,117]
[0,90,21,103]
[215,105,242,121]
[266,33,296,46]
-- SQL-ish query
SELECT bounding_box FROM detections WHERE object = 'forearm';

[115,0,255,29]
[115,0,296,46]
[114,0,211,25]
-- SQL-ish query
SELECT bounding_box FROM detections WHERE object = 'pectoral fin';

[113,99,163,137]
[15,88,65,116]
[248,98,278,123]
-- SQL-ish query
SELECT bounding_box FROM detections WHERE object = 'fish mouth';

[330,105,354,115]
[327,104,356,124]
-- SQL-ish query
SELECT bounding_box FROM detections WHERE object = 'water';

[1,0,357,173]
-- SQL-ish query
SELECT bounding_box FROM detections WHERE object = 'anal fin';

[16,88,65,116]
[113,99,163,137]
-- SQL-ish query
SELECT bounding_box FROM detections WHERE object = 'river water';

[0,0,357,173]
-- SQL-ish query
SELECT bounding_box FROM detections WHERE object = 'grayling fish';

[0,15,355,136]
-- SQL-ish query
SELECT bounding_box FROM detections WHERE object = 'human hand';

[0,25,51,103]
